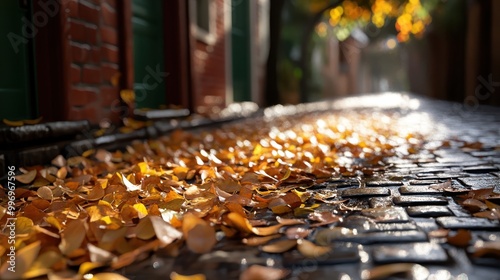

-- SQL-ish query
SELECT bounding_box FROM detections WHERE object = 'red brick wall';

[65,0,121,123]
[192,0,227,115]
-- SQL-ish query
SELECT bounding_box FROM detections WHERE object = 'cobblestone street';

[122,94,500,280]
[2,93,499,280]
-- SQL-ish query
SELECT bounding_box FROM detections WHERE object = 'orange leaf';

[226,212,253,234]
[447,229,472,247]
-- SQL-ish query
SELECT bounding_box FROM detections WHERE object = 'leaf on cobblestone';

[308,211,341,227]
[361,263,429,280]
[462,198,488,212]
[261,239,297,253]
[2,108,443,276]
[297,239,331,258]
[242,234,282,246]
[252,223,284,236]
[285,227,312,239]
[276,216,306,226]
[471,241,500,258]
[473,210,500,220]
[446,229,472,247]
[239,265,289,280]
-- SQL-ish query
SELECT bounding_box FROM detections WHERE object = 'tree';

[264,0,437,104]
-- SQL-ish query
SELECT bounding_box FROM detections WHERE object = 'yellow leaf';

[82,149,95,158]
[0,241,41,279]
[120,89,135,105]
[16,216,34,234]
[170,272,206,280]
[23,116,43,125]
[45,216,63,231]
[138,162,149,174]
[3,118,24,126]
[78,261,105,275]
[111,72,122,87]
[133,203,148,219]
[23,250,62,279]
[92,272,129,280]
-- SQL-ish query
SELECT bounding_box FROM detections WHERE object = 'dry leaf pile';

[0,110,457,279]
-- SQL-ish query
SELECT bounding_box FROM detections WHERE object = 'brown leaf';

[361,263,429,280]
[446,229,472,247]
[182,213,216,253]
[59,219,87,255]
[462,198,488,212]
[260,239,297,253]
[473,210,500,220]
[239,265,289,280]
[15,169,37,184]
[285,227,312,239]
[297,239,331,258]
[242,234,282,246]
[308,211,341,227]
[112,239,161,269]
[276,216,306,226]
[37,186,53,200]
[472,241,500,258]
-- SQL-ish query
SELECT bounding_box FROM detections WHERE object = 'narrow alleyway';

[1,93,499,280]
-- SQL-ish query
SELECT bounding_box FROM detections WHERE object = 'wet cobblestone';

[3,94,499,280]
[117,94,500,279]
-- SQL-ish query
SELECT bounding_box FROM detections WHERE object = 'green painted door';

[132,0,166,109]
[0,1,36,120]
[231,0,251,102]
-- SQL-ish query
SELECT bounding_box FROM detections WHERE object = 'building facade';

[0,0,269,124]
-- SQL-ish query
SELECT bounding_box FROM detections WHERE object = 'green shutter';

[0,1,36,120]
[231,0,251,102]
[132,0,166,109]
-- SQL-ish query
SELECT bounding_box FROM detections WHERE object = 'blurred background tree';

[264,0,499,107]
